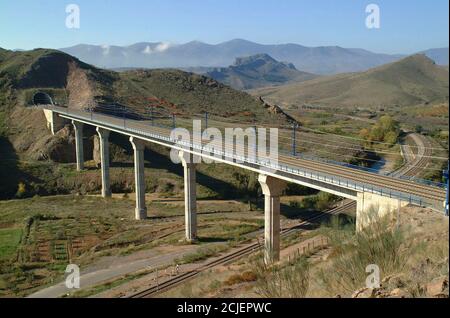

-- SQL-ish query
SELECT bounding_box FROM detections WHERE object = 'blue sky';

[0,0,448,54]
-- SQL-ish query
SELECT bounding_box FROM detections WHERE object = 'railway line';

[392,133,434,178]
[128,200,355,298]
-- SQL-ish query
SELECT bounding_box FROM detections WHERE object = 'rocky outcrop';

[425,277,449,298]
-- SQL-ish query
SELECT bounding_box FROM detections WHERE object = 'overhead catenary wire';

[195,112,447,151]
[92,104,449,160]
[170,116,449,161]
[185,113,447,154]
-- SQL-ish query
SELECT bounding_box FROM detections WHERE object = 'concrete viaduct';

[41,104,447,264]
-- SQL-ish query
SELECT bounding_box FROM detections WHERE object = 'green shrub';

[15,182,27,198]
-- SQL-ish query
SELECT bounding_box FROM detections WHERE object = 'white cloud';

[101,44,110,55]
[142,42,173,54]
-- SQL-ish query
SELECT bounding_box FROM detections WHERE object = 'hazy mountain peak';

[59,40,449,74]
[233,53,278,66]
[206,53,316,90]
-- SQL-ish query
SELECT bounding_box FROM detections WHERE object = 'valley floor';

[1,192,446,298]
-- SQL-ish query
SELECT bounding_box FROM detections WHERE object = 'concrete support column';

[96,128,111,198]
[130,137,147,220]
[72,121,84,171]
[258,174,286,264]
[179,151,198,242]
[43,109,66,135]
[356,192,408,232]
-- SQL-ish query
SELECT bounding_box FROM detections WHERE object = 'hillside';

[60,39,405,75]
[0,48,292,198]
[205,54,317,90]
[253,54,449,109]
[113,68,286,122]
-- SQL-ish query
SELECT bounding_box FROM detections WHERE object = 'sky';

[0,0,448,54]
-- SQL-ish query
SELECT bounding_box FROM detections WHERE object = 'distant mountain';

[205,54,317,90]
[252,54,449,109]
[420,48,449,65]
[61,39,407,75]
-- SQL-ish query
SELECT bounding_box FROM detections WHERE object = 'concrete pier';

[258,174,286,264]
[72,121,84,171]
[43,109,66,135]
[96,128,111,198]
[356,192,408,231]
[130,137,147,220]
[179,151,198,242]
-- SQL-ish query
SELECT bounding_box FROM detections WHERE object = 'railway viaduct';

[40,101,447,264]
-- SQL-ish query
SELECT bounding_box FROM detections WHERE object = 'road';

[27,245,200,298]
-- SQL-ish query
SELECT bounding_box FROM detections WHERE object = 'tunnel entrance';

[33,92,54,106]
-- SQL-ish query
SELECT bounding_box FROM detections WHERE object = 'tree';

[415,125,423,134]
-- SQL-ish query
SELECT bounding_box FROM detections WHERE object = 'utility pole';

[292,123,298,156]
[122,104,126,128]
[151,105,154,126]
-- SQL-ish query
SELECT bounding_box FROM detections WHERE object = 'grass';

[176,244,230,264]
[252,253,310,298]
[0,228,22,261]
[253,54,448,109]
[315,214,409,294]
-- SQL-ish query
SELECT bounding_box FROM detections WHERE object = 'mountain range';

[252,54,449,109]
[60,39,449,75]
[205,54,317,90]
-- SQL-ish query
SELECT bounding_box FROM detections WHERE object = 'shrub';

[289,201,301,209]
[252,254,310,298]
[315,192,338,210]
[319,213,412,294]
[224,271,257,286]
[16,182,27,198]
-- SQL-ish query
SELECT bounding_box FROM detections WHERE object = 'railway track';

[392,133,433,178]
[128,200,355,298]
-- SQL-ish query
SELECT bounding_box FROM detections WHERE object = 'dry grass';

[252,253,310,298]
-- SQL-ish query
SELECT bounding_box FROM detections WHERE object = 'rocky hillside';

[0,48,292,198]
[253,54,449,109]
[205,54,316,90]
